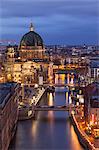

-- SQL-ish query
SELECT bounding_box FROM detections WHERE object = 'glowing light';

[48,63,53,81]
[76,102,79,106]
[79,96,84,103]
[34,84,38,88]
[7,74,11,80]
[48,93,54,106]
[48,111,54,120]
[31,99,34,104]
[77,94,79,99]
[67,74,70,84]
[47,92,54,131]
[28,110,32,116]
[70,126,83,150]
[55,74,58,84]
[69,95,72,104]
[72,87,75,90]
[66,92,68,100]
[0,77,4,81]
[32,121,38,138]
[70,74,74,84]
[71,110,75,115]
[61,74,65,84]
[90,114,94,125]
[65,92,68,105]
[79,90,82,94]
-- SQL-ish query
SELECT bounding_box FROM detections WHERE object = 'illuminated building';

[84,82,99,126]
[48,62,53,84]
[5,46,15,81]
[19,23,45,61]
[5,23,48,84]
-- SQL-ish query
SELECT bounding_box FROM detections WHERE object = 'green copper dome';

[20,23,44,48]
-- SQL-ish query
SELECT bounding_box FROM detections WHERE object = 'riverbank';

[9,88,84,150]
[70,114,96,150]
[18,87,46,120]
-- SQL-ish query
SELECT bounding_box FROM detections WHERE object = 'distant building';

[88,58,99,81]
[0,82,21,150]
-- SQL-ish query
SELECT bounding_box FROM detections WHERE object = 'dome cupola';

[20,23,44,48]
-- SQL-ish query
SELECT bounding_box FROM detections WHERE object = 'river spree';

[9,87,84,150]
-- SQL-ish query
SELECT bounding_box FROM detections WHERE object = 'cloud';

[1,0,98,18]
[0,0,99,44]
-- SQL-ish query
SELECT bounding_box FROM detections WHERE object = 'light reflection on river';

[9,87,84,150]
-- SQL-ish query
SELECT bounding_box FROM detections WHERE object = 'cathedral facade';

[19,23,45,61]
[5,23,49,84]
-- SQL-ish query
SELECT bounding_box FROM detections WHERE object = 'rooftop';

[0,82,18,109]
[0,89,10,105]
[90,60,99,68]
[19,24,44,48]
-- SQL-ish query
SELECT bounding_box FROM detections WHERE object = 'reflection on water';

[65,91,69,105]
[55,73,75,86]
[48,92,54,123]
[9,89,84,150]
[32,120,38,138]
[9,75,84,150]
[70,125,83,149]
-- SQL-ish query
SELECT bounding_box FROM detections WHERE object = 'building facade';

[0,82,21,150]
[84,82,99,127]
[4,23,49,85]
[88,58,99,82]
[19,23,45,61]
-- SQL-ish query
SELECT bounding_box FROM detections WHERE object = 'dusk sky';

[0,0,99,45]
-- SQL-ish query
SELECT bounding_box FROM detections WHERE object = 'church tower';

[5,46,15,81]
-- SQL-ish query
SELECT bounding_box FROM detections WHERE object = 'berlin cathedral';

[19,23,45,61]
[5,23,50,84]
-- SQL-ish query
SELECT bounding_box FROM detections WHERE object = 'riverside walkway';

[18,87,46,120]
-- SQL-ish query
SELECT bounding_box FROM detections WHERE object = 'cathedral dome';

[20,23,44,48]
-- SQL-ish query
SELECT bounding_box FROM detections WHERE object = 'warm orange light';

[69,95,72,104]
[90,114,95,125]
[48,93,54,106]
[70,126,83,149]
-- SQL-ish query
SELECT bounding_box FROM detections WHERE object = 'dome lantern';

[30,23,34,31]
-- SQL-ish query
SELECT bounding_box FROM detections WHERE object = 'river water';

[9,87,84,150]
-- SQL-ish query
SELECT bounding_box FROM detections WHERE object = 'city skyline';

[0,0,99,45]
[0,2,99,148]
